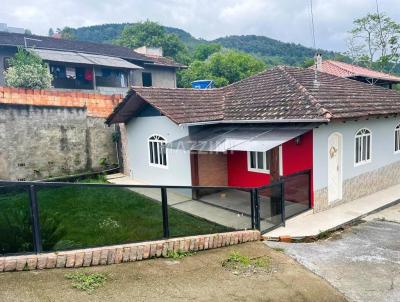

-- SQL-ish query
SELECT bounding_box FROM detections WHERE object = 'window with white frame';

[247,151,271,173]
[148,135,167,167]
[395,124,400,153]
[355,128,371,165]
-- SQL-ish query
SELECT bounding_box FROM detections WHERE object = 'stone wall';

[0,230,260,272]
[314,160,400,212]
[0,87,123,180]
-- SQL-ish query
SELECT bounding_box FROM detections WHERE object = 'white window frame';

[148,134,168,168]
[395,124,400,154]
[247,151,271,174]
[354,128,372,166]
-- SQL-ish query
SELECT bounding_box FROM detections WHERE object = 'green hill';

[68,23,341,66]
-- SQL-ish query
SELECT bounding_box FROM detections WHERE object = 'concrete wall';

[0,104,117,180]
[313,117,400,211]
[126,116,191,186]
[132,66,177,88]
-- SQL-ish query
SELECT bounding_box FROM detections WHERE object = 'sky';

[1,0,400,52]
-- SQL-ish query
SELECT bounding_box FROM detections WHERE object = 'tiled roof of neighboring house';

[106,66,400,125]
[0,32,185,68]
[310,60,400,83]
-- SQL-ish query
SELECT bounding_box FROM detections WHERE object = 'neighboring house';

[311,56,400,89]
[106,66,400,213]
[0,32,185,93]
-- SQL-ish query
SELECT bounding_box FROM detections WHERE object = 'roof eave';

[178,118,330,127]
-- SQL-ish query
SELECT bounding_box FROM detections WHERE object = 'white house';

[107,66,400,214]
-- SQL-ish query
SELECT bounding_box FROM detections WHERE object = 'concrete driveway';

[266,204,400,302]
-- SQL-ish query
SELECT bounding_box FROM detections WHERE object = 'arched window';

[395,124,400,153]
[355,128,371,165]
[148,135,167,167]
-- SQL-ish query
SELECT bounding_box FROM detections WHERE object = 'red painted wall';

[281,131,313,177]
[227,130,314,205]
[227,151,271,187]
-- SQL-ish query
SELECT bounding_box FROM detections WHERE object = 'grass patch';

[222,251,271,275]
[166,249,195,260]
[65,272,107,293]
[272,247,285,252]
[0,180,231,254]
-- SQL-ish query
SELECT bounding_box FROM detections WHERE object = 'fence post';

[250,189,255,229]
[280,182,286,227]
[308,170,312,209]
[161,187,170,238]
[254,188,260,230]
[28,185,42,254]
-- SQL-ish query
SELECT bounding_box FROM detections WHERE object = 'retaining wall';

[0,87,123,180]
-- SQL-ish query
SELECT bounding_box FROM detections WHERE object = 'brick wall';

[0,230,260,272]
[0,86,122,118]
[197,153,228,186]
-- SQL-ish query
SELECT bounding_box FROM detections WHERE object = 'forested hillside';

[67,23,340,66]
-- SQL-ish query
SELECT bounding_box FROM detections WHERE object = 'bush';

[4,48,53,89]
[0,200,65,254]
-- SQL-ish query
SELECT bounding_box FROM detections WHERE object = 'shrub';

[4,48,53,89]
[0,200,65,254]
[65,272,108,293]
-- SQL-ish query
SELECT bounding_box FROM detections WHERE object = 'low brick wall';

[0,230,260,272]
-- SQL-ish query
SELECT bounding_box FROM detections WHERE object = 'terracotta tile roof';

[128,87,224,124]
[310,60,400,83]
[106,66,400,125]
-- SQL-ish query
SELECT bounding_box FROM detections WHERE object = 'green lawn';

[0,182,231,254]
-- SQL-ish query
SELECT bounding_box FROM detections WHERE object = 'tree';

[115,20,190,64]
[56,27,76,40]
[193,43,222,61]
[4,48,53,89]
[347,13,400,71]
[48,28,54,37]
[178,50,266,88]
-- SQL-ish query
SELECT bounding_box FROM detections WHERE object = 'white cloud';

[1,0,400,51]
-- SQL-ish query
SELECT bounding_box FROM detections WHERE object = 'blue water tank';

[191,80,215,89]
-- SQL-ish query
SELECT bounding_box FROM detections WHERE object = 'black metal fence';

[0,170,311,255]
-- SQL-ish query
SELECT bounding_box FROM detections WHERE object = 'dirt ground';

[0,242,346,302]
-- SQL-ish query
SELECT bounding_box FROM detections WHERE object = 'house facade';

[107,66,400,212]
[0,32,184,93]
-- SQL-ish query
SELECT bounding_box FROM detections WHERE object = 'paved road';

[266,204,400,302]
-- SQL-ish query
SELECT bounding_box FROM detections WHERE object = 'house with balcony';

[0,32,185,93]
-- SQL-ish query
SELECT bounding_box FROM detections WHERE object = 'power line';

[309,0,316,50]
